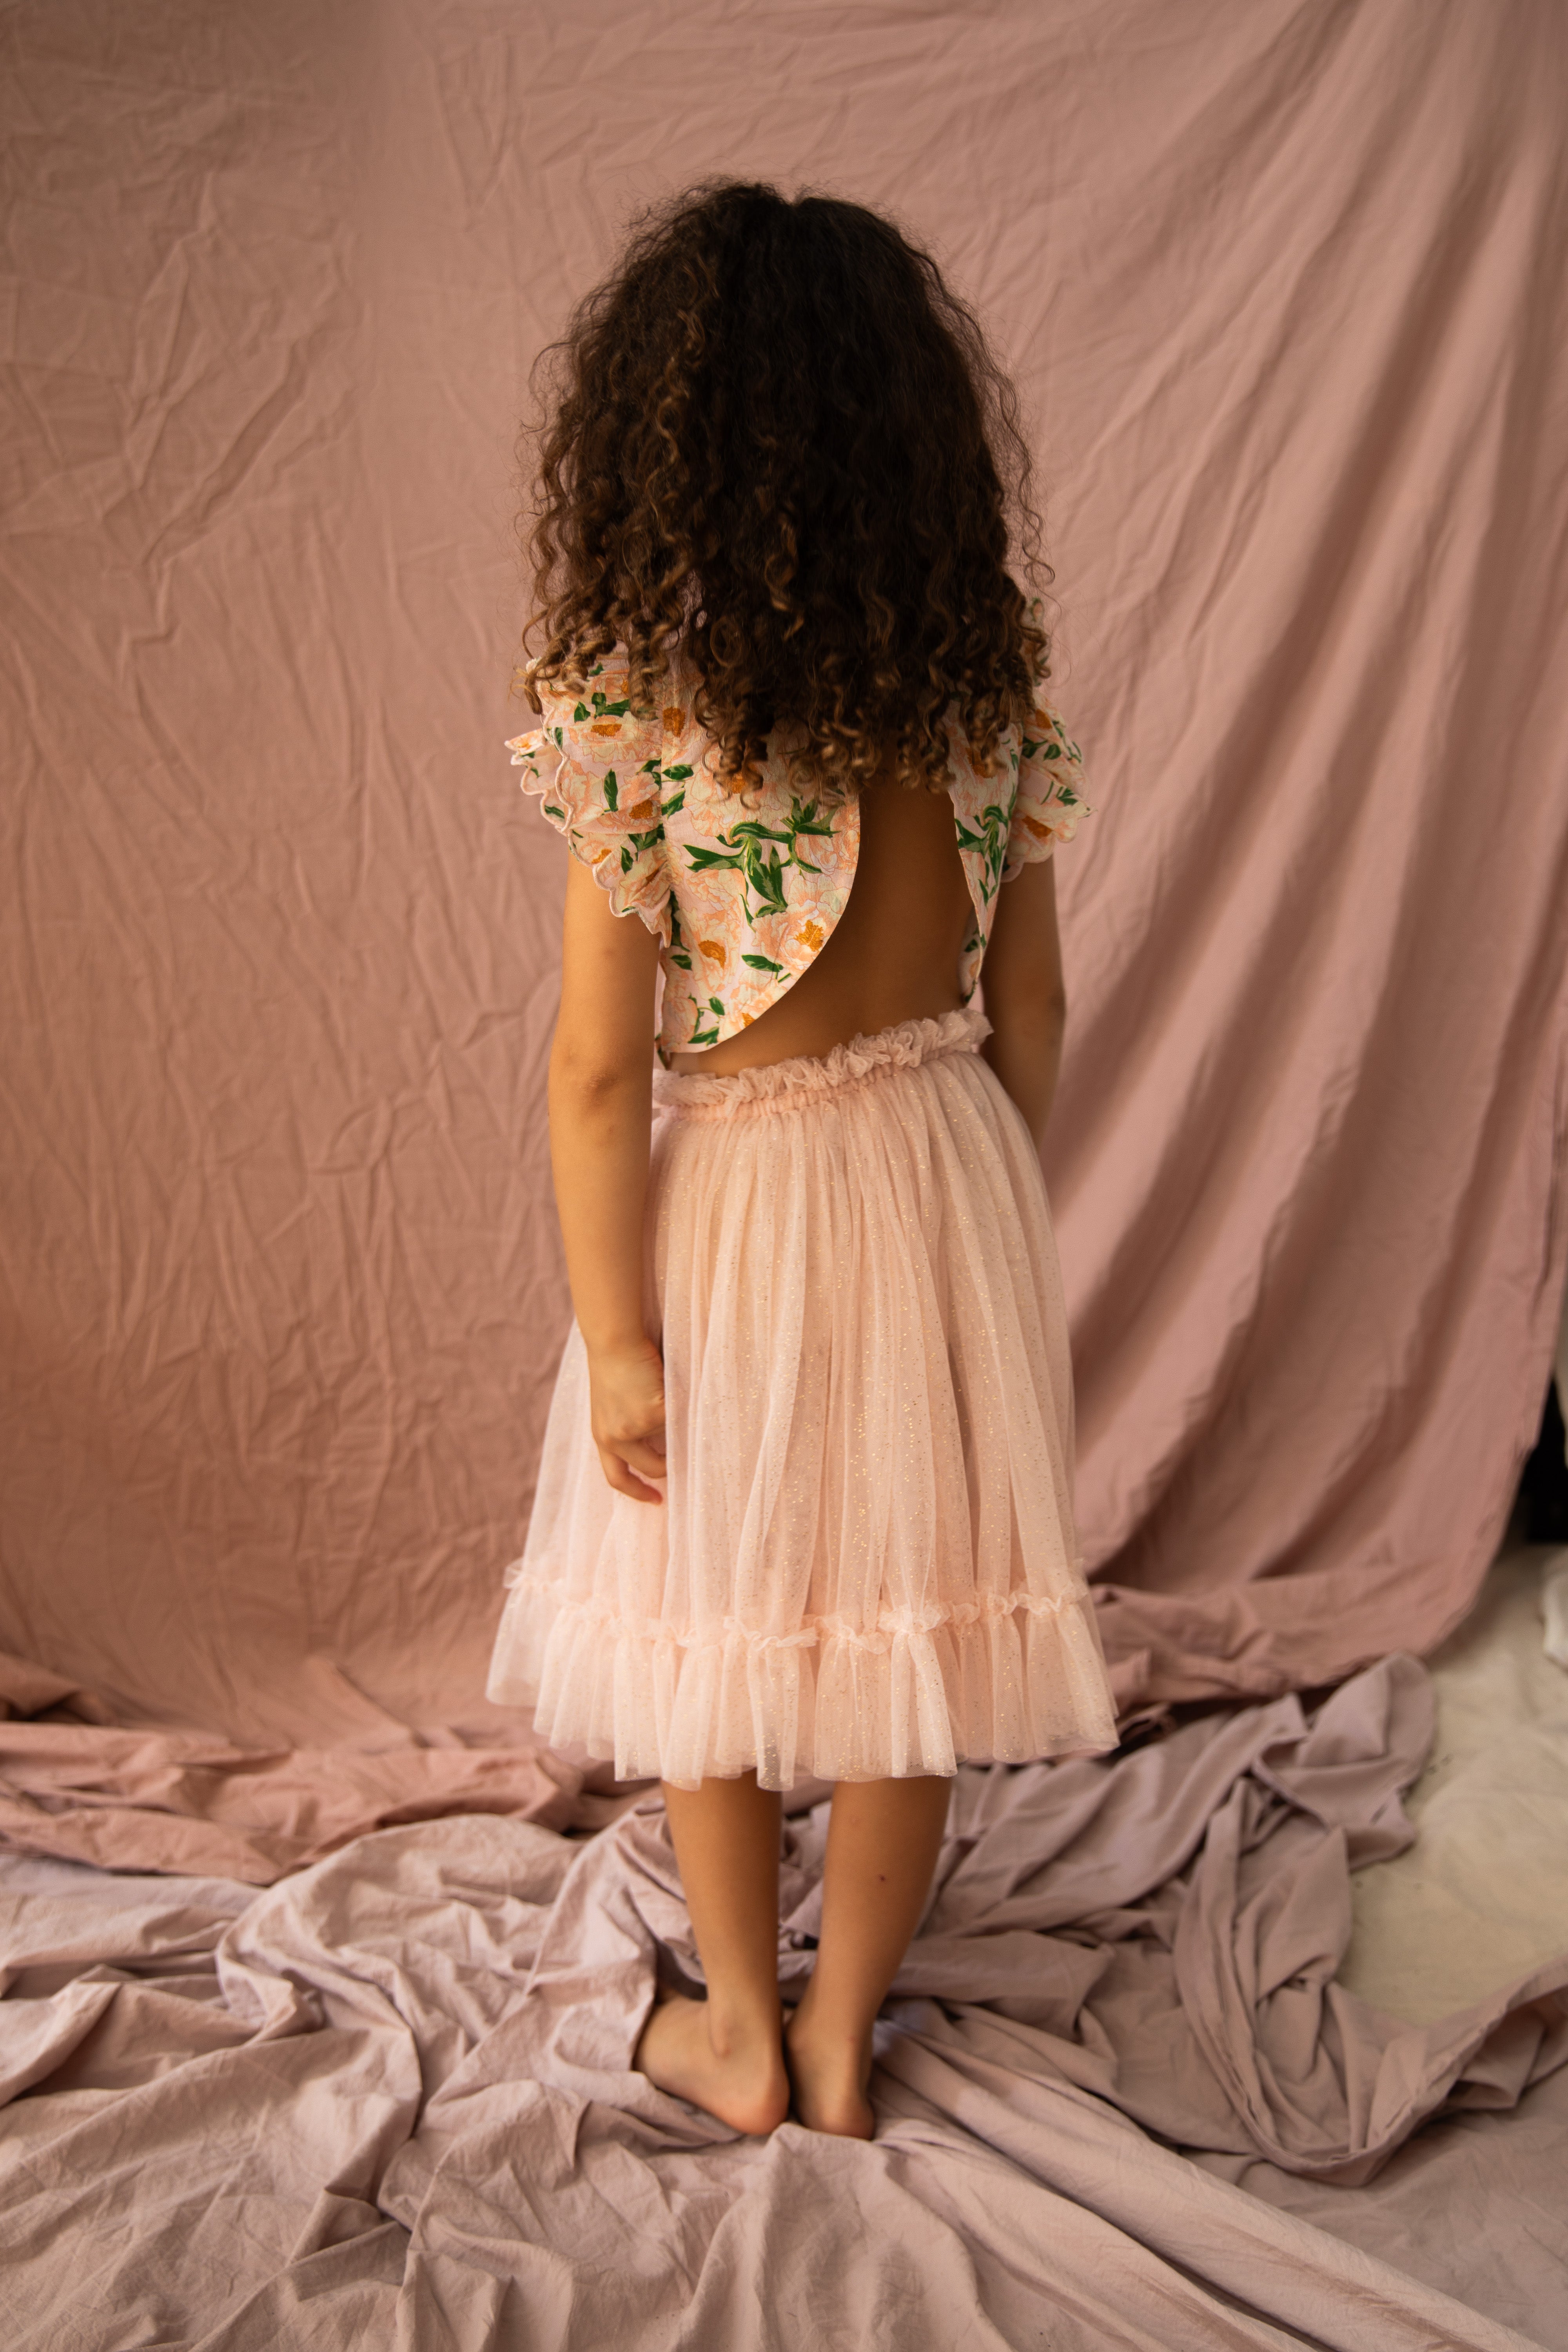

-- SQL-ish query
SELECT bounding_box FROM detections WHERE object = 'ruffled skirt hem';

[487,1565,1119,1791]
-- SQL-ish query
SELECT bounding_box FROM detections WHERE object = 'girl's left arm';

[547,856,666,1503]
[980,855,1067,1151]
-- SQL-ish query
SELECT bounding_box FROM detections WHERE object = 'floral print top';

[508,652,1090,1055]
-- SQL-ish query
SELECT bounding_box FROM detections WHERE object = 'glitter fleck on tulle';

[485,1008,1119,1789]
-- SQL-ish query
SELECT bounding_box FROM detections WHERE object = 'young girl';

[486,181,1118,2140]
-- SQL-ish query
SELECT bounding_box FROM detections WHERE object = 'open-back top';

[508,650,1091,1056]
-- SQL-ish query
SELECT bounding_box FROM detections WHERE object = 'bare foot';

[784,2009,875,2138]
[634,1993,790,2135]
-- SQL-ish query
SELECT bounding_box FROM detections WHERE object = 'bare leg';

[634,1772,790,2135]
[785,1775,952,2137]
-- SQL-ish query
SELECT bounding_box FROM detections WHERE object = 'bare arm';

[979,856,1067,1151]
[548,857,666,1503]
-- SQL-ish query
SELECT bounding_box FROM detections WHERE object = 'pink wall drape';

[3,0,1565,1742]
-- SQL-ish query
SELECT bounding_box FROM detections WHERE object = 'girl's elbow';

[548,1039,646,1104]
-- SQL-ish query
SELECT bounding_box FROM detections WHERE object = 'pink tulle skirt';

[485,1008,1118,1790]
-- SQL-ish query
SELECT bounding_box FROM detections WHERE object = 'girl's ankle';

[785,2005,867,2060]
[704,1996,783,2061]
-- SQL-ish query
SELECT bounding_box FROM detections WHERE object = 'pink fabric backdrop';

[2,0,1566,1749]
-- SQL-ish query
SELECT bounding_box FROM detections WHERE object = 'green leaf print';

[683,837,787,918]
[684,844,749,875]
[721,818,793,847]
[572,681,632,724]
[953,802,1011,900]
[661,791,686,816]
[748,844,788,916]
[786,796,836,842]
[662,763,694,783]
[675,792,836,935]
[620,827,664,872]
[742,953,785,975]
[603,771,618,811]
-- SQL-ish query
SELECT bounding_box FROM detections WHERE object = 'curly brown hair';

[520,180,1052,797]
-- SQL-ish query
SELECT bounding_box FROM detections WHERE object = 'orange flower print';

[624,798,658,821]
[662,706,686,736]
[1017,813,1056,842]
[589,720,623,739]
[698,938,727,967]
[1031,707,1055,730]
[795,919,825,953]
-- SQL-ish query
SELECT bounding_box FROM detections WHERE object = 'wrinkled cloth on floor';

[2,1657,1564,2350]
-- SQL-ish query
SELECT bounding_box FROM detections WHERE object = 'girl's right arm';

[980,857,1068,1151]
[548,856,668,1503]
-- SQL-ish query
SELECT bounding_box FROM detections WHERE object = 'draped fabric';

[2,1653,1566,2348]
[2,4,1565,1735]
[4,6,1568,2345]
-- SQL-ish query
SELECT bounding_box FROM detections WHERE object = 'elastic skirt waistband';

[653,1007,991,1120]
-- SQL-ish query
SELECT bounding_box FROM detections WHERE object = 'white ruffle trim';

[653,1007,991,1117]
[488,1566,1118,1791]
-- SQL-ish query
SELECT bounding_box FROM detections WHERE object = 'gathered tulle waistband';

[653,1007,992,1118]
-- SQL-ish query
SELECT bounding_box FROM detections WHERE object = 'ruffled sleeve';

[508,655,671,938]
[1003,701,1092,878]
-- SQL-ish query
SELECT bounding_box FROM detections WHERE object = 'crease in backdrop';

[1,0,1566,1746]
